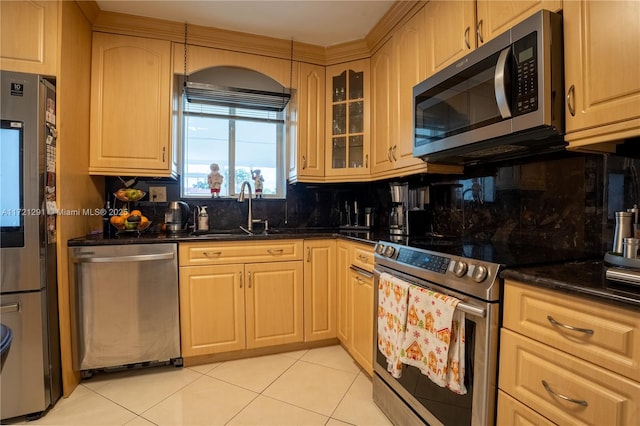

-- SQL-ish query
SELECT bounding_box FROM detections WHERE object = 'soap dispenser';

[197,206,209,231]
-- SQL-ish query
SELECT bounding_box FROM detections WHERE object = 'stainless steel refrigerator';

[1,71,62,420]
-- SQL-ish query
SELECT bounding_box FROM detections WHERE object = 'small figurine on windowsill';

[208,163,223,198]
[252,169,264,198]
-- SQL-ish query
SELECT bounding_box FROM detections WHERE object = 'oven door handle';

[457,302,486,318]
[350,264,373,279]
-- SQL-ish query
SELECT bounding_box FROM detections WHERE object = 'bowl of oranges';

[110,209,151,233]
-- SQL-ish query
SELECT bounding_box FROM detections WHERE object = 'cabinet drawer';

[179,240,303,266]
[351,243,374,272]
[499,329,640,426]
[497,390,556,426]
[504,280,640,381]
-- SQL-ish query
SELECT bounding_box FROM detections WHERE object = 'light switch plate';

[149,186,167,202]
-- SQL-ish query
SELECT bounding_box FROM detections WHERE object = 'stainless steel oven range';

[372,240,502,426]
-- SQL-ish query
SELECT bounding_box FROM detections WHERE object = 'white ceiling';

[95,0,396,47]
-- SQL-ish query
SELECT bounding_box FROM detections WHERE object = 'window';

[180,68,289,199]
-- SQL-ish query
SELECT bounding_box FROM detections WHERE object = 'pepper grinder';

[613,211,633,254]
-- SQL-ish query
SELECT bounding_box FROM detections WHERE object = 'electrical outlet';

[149,186,167,203]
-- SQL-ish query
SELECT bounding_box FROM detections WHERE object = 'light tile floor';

[9,345,392,426]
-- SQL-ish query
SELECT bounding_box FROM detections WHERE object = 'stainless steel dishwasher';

[69,243,181,375]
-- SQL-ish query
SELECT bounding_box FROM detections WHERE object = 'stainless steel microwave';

[413,10,564,165]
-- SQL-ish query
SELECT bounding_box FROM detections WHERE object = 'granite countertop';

[68,227,382,247]
[501,259,640,310]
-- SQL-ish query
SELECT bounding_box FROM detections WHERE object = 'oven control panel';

[397,248,450,274]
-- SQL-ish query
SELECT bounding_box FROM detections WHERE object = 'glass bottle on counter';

[102,200,112,238]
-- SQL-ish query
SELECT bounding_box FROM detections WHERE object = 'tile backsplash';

[105,150,639,254]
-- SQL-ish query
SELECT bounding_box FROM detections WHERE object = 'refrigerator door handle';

[1,303,20,314]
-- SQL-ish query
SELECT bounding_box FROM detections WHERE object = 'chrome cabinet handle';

[567,85,576,116]
[306,247,311,262]
[248,271,251,288]
[357,254,369,262]
[162,146,166,162]
[239,272,243,288]
[476,19,484,44]
[302,155,307,170]
[391,145,397,161]
[267,249,284,255]
[1,303,20,314]
[365,154,368,168]
[547,315,594,335]
[542,380,588,407]
[464,27,471,49]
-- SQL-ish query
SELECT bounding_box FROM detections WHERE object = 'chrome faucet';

[238,181,269,234]
[238,181,254,232]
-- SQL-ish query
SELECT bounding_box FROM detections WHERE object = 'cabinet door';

[303,240,337,342]
[500,329,640,426]
[563,1,640,147]
[325,59,370,179]
[350,266,374,375]
[424,0,476,76]
[370,39,395,176]
[336,241,351,344]
[179,264,245,357]
[0,1,57,75]
[393,7,428,171]
[475,0,562,47]
[291,62,325,181]
[245,261,304,349]
[89,33,174,177]
[497,390,556,426]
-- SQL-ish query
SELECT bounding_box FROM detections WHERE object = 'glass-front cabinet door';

[325,59,370,179]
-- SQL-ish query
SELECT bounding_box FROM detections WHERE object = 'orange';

[140,216,149,224]
[110,216,124,225]
[131,210,142,217]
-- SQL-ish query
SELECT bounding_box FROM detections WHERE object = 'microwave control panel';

[513,31,538,116]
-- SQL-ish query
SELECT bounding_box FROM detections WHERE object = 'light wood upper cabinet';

[89,33,175,177]
[475,0,561,46]
[0,1,58,76]
[424,0,560,77]
[370,38,395,176]
[303,240,337,342]
[325,59,370,180]
[563,0,640,150]
[290,62,325,182]
[424,0,476,76]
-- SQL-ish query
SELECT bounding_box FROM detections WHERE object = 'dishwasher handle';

[72,252,174,263]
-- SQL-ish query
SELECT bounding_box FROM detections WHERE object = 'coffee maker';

[389,182,409,237]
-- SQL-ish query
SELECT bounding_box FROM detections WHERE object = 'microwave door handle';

[494,47,512,119]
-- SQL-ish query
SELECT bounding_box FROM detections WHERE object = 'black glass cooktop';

[404,237,600,267]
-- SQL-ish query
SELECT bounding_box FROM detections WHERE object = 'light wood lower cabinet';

[336,240,375,374]
[303,240,337,342]
[179,241,303,357]
[498,280,640,425]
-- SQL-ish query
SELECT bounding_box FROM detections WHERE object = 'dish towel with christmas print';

[399,284,467,395]
[377,272,410,378]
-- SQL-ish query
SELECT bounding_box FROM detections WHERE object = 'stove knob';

[384,246,395,257]
[472,265,488,283]
[453,261,468,277]
[376,244,385,255]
